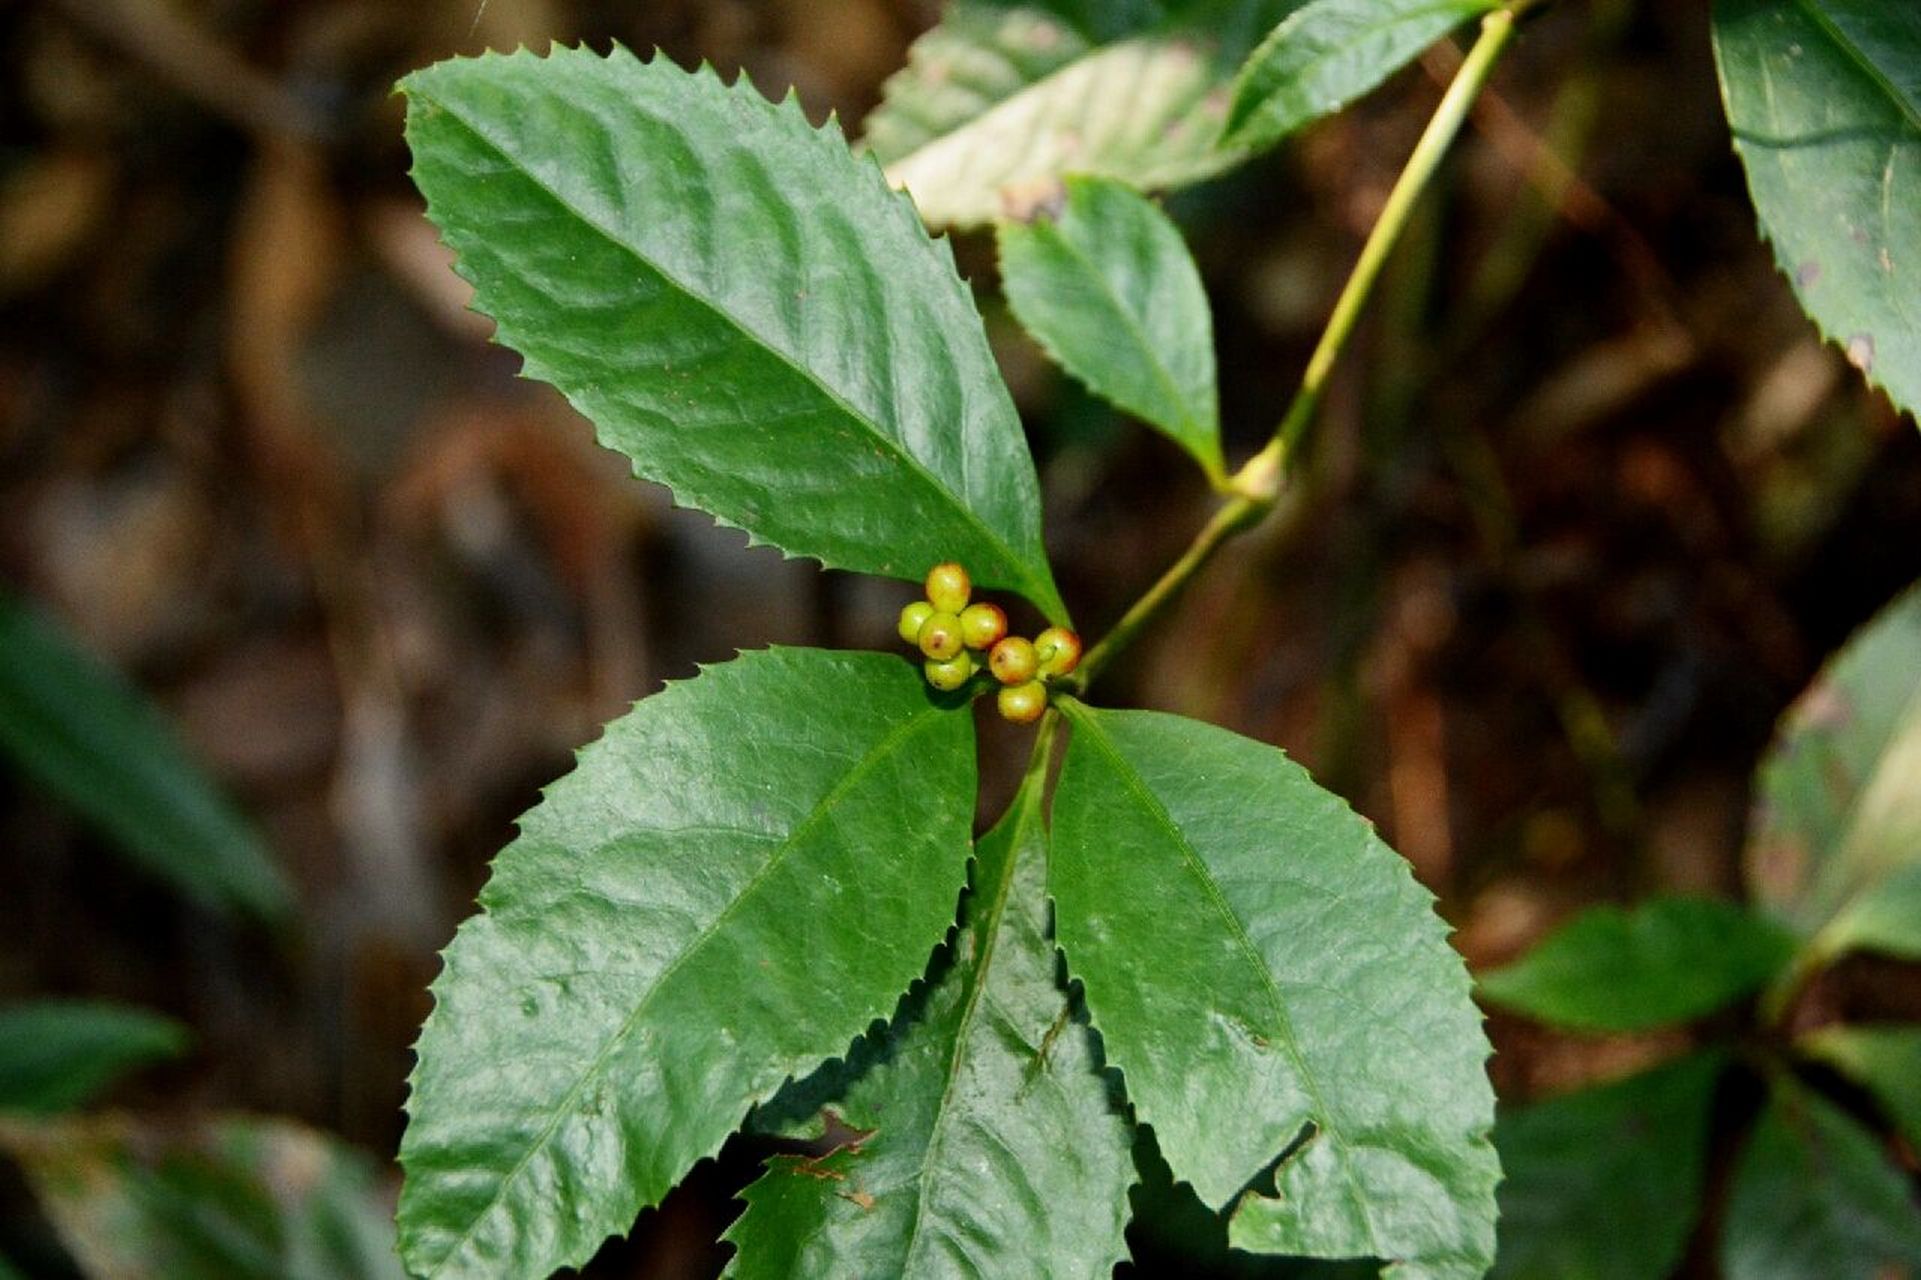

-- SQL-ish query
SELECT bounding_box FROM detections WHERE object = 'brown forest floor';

[2,0,1919,1275]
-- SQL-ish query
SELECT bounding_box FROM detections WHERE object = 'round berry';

[988,636,1037,685]
[917,611,964,661]
[1034,626,1083,677]
[925,562,971,614]
[924,652,976,692]
[997,680,1047,724]
[959,602,1008,651]
[897,600,935,647]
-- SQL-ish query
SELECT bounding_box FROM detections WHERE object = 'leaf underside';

[402,47,1066,621]
[1721,1082,1921,1280]
[0,592,291,922]
[997,175,1224,477]
[869,1,1305,229]
[0,1112,404,1280]
[724,751,1134,1278]
[396,649,977,1278]
[1712,0,1921,422]
[1475,896,1797,1034]
[1745,581,1921,941]
[1491,1053,1725,1280]
[1049,703,1499,1279]
[1226,0,1501,150]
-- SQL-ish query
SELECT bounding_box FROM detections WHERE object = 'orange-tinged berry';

[988,636,1038,685]
[925,562,971,614]
[898,600,935,647]
[959,602,1008,651]
[1034,627,1082,677]
[917,611,964,661]
[997,681,1047,724]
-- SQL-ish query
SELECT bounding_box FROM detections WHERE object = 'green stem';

[1070,7,1522,690]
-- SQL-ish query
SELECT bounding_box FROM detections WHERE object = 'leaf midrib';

[1229,0,1493,138]
[1019,213,1218,464]
[898,769,1043,1270]
[413,78,1054,612]
[418,698,957,1276]
[1060,705,1379,1243]
[1790,0,1921,136]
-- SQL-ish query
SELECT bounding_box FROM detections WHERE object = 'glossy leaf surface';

[1491,1053,1724,1280]
[1050,702,1498,1278]
[0,1113,403,1280]
[1801,1024,1921,1151]
[0,1000,189,1114]
[0,593,291,922]
[1713,1,1921,420]
[724,742,1133,1278]
[397,649,977,1278]
[1721,1083,1921,1280]
[1747,582,1921,938]
[1226,0,1499,149]
[402,48,1066,620]
[870,1,1301,228]
[998,176,1223,477]
[1475,897,1796,1033]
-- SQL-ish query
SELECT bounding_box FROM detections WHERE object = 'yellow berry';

[997,681,1047,724]
[917,611,964,661]
[898,600,935,647]
[959,602,1008,651]
[988,636,1038,685]
[924,652,976,692]
[925,562,971,614]
[1034,627,1083,677]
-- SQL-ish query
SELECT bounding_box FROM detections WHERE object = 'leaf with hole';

[1049,701,1498,1278]
[395,648,977,1278]
[998,176,1224,478]
[1712,1,1921,421]
[724,743,1133,1278]
[402,47,1067,620]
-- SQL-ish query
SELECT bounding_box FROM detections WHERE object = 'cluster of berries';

[897,562,1081,724]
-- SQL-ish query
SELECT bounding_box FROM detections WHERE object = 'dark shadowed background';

[2,0,1918,1274]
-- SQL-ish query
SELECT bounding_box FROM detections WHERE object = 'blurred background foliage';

[0,0,1918,1275]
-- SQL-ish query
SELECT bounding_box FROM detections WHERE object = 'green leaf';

[869,1,1301,229]
[724,734,1134,1278]
[401,48,1067,623]
[396,648,978,1278]
[1819,862,1921,962]
[1746,582,1921,939]
[0,1112,403,1280]
[1049,702,1498,1278]
[1800,1024,1921,1152]
[1721,1081,1921,1280]
[0,592,291,922]
[997,176,1224,478]
[1475,897,1797,1034]
[1225,0,1501,150]
[1490,1053,1725,1280]
[1712,1,1921,421]
[0,1000,189,1115]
